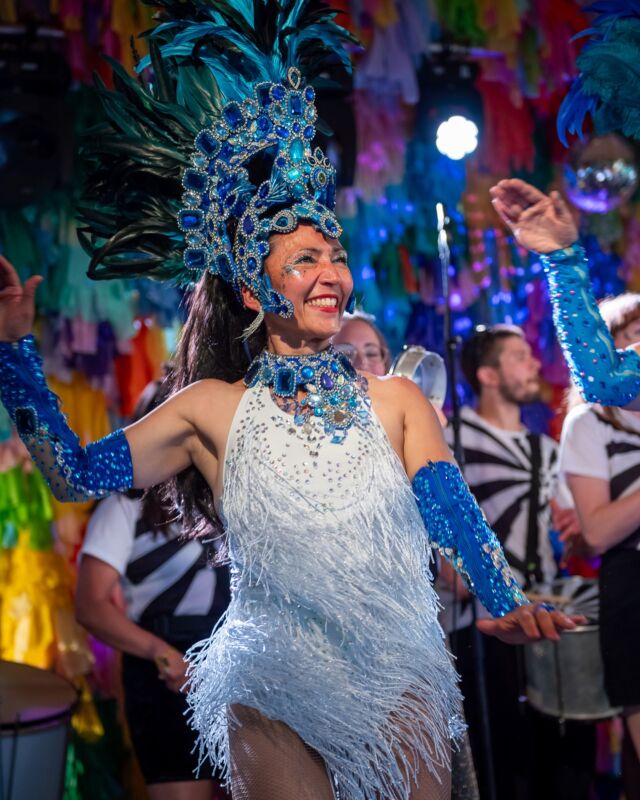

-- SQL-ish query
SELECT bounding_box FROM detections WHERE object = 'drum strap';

[523,433,543,590]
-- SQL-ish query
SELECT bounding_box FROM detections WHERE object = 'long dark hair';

[147,271,266,538]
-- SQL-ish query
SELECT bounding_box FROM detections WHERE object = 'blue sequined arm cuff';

[413,461,528,617]
[541,243,640,407]
[0,335,133,501]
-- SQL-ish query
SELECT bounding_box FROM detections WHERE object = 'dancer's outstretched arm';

[397,378,583,643]
[491,178,640,409]
[0,256,203,501]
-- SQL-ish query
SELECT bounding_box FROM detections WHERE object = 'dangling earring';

[242,308,265,339]
[345,292,356,314]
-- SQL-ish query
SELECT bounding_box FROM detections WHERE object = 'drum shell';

[524,624,621,720]
[0,660,77,800]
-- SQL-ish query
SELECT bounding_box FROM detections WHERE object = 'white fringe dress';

[187,384,463,799]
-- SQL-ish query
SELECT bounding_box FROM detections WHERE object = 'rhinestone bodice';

[220,384,429,600]
[223,383,387,517]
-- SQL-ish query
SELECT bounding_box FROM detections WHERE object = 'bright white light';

[436,115,479,160]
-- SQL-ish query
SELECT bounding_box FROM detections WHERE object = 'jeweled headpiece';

[178,66,341,316]
[78,0,356,319]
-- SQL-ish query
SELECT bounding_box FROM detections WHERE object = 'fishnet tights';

[228,704,452,800]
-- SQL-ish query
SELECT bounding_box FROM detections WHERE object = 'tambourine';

[389,346,447,409]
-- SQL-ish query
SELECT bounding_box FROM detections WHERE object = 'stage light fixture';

[436,115,479,160]
[419,57,483,162]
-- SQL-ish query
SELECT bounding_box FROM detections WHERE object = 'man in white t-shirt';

[441,324,592,800]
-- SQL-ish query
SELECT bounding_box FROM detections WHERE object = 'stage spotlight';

[419,58,483,161]
[436,115,479,160]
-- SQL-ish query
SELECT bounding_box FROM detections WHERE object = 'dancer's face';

[245,223,353,346]
[483,335,541,405]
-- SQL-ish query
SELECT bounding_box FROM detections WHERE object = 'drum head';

[390,347,447,409]
[0,661,78,730]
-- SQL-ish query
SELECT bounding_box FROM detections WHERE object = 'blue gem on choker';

[244,346,370,442]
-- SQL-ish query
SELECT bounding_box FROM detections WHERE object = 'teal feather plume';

[558,8,640,143]
[78,0,357,284]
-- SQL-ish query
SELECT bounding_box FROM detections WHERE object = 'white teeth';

[307,297,338,307]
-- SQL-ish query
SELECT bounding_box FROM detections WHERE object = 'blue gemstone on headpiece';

[275,216,289,228]
[243,216,255,234]
[258,184,270,198]
[195,131,219,156]
[287,167,301,181]
[223,102,244,129]
[290,139,304,163]
[276,157,286,167]
[184,170,208,192]
[257,85,272,107]
[217,254,233,279]
[305,86,315,101]
[301,366,315,381]
[275,367,296,396]
[304,126,314,139]
[276,126,289,139]
[258,242,268,255]
[330,361,339,373]
[272,85,286,100]
[247,257,258,272]
[257,116,271,133]
[184,248,207,270]
[179,210,203,230]
[290,94,303,115]
[293,123,301,133]
[219,142,233,161]
[199,196,211,211]
[320,374,334,390]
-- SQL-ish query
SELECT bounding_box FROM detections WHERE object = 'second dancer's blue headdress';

[557,1,640,144]
[79,0,356,318]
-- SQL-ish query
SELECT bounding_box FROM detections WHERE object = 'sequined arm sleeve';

[413,461,528,617]
[0,335,133,501]
[541,243,640,406]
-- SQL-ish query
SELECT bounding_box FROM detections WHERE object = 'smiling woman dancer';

[0,3,581,798]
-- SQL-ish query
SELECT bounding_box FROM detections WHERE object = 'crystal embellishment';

[244,346,370,442]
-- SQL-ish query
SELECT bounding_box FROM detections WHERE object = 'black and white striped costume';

[442,406,559,630]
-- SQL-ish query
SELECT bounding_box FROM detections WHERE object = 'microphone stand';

[436,202,497,800]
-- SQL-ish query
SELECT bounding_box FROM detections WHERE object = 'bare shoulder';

[365,372,429,412]
[169,378,246,432]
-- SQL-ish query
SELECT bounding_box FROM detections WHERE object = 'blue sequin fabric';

[186,385,464,799]
[0,335,133,501]
[413,461,527,617]
[541,243,640,406]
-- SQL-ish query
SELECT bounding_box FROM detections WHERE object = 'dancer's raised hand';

[0,255,43,342]
[490,179,578,254]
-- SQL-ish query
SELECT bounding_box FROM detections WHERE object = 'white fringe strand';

[186,385,463,799]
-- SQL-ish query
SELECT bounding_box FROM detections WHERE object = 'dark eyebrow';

[291,246,347,258]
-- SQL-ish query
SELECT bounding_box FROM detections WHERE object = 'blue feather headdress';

[558,1,640,145]
[78,0,357,318]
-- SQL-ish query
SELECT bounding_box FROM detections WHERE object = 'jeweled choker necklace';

[243,346,370,442]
